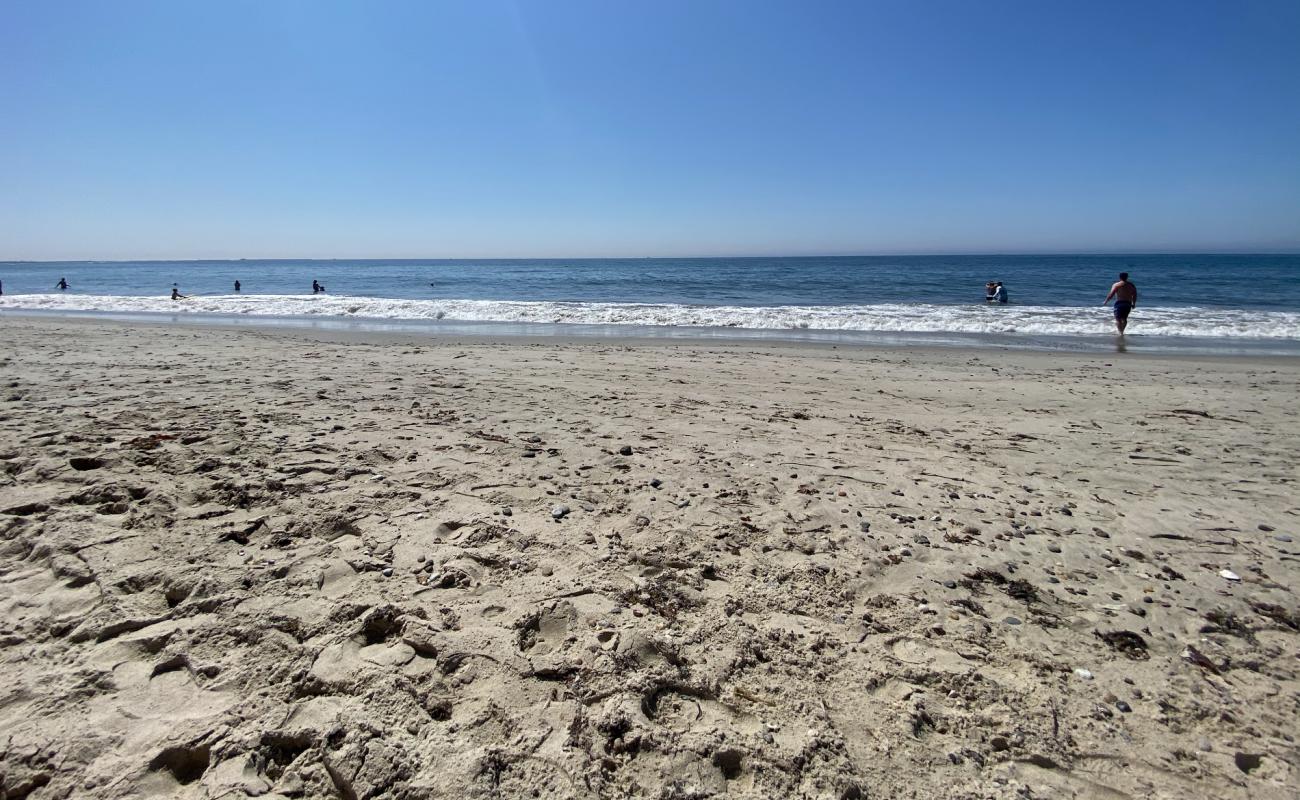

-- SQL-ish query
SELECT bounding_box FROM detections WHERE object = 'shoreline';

[4,307,1299,358]
[1,315,1297,797]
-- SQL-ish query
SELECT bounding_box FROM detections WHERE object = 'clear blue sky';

[2,0,1298,259]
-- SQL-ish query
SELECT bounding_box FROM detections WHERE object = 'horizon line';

[4,250,1299,263]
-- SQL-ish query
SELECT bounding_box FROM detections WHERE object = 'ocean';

[2,255,1298,353]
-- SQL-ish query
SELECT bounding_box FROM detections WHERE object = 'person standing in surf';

[1103,272,1138,334]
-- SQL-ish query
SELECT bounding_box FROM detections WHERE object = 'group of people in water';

[977,273,1135,333]
[24,270,1140,335]
[165,280,323,299]
[984,281,1008,304]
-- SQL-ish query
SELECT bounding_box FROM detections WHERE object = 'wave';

[3,293,1299,339]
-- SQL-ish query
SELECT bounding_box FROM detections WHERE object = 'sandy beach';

[1,315,1297,799]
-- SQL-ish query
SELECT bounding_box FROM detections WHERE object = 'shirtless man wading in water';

[1103,272,1138,334]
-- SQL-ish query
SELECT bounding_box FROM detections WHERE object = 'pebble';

[1276,534,1293,543]
[649,478,663,488]
[1073,668,1093,680]
[1198,738,1213,752]
[1003,616,1022,626]
[551,505,570,520]
[942,580,957,589]
[1115,700,1132,713]
[859,522,871,532]
[1258,524,1274,532]
[1047,543,1061,553]
[1219,569,1241,581]
[619,445,633,456]
[381,568,393,578]
[501,507,513,517]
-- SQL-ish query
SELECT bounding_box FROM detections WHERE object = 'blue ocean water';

[1,255,1298,308]
[2,255,1298,350]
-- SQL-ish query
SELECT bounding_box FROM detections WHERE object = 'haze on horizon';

[2,0,1299,261]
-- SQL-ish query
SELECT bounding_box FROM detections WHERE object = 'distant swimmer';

[56,277,68,291]
[1103,271,1138,334]
[312,280,324,294]
[984,281,997,302]
[992,281,1008,304]
[171,286,187,300]
[234,280,241,292]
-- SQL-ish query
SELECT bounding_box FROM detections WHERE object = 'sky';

[1,0,1299,259]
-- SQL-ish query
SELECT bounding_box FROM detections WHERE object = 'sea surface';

[2,255,1298,353]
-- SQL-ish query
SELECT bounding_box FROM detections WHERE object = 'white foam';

[3,293,1299,339]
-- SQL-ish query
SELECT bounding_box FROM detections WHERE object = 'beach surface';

[1,316,1297,799]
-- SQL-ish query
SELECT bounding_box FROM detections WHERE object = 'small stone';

[382,568,393,578]
[859,522,871,532]
[1047,543,1062,553]
[1276,534,1293,543]
[649,478,663,489]
[501,507,513,517]
[1219,569,1240,581]
[1073,668,1093,680]
[540,564,554,576]
[619,445,633,456]
[418,555,426,562]
[551,505,570,520]
[1003,616,1022,626]
[1198,738,1212,752]
[1115,700,1132,713]
[942,580,957,589]
[990,736,1010,752]
[1258,524,1274,532]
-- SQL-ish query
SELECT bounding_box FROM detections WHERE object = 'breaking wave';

[3,293,1299,339]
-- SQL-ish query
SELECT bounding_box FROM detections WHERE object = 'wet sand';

[1,316,1297,799]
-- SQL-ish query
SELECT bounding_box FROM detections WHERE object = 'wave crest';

[3,294,1298,339]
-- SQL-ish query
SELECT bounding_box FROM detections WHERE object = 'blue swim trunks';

[1113,301,1133,320]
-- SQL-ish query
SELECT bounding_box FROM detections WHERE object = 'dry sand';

[1,316,1297,799]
